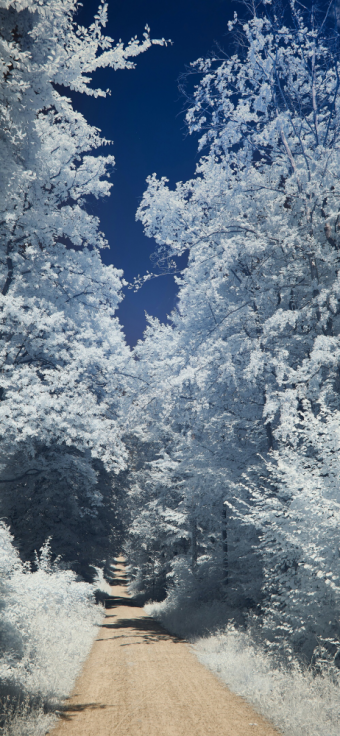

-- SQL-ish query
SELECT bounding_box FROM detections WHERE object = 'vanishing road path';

[51,557,281,736]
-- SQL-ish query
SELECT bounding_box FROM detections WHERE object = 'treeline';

[0,0,161,580]
[124,0,340,672]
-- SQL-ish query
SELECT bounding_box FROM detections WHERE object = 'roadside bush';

[146,595,340,736]
[0,523,103,735]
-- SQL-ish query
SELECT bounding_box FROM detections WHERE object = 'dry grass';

[146,599,340,736]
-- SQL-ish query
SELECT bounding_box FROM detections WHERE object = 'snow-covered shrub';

[0,523,103,735]
[146,595,340,736]
[194,626,340,736]
[145,595,235,639]
[0,696,55,736]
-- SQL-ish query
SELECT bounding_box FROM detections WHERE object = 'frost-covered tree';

[0,0,165,571]
[126,0,340,665]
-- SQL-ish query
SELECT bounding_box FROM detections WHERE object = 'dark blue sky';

[74,0,236,345]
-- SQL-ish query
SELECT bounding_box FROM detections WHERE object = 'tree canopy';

[125,0,340,667]
[0,0,165,575]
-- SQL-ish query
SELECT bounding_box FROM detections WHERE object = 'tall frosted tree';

[0,0,165,574]
[127,0,340,665]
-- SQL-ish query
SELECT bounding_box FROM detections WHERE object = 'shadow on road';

[104,596,138,608]
[100,616,181,642]
[107,576,127,586]
[96,596,182,644]
[96,559,183,645]
[57,702,109,720]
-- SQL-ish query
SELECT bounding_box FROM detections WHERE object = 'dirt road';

[50,557,281,736]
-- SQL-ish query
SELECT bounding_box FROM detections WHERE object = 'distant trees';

[0,449,126,580]
[125,0,340,666]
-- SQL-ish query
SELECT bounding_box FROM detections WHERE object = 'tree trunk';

[222,505,228,586]
[191,517,197,570]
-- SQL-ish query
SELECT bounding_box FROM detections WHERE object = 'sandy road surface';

[50,557,281,736]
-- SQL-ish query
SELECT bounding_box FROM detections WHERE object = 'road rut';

[50,557,281,736]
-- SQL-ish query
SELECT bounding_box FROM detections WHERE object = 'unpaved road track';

[50,557,281,736]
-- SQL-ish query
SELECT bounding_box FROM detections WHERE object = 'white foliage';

[146,599,340,736]
[0,0,166,468]
[126,0,340,681]
[0,522,102,731]
[194,627,340,736]
[0,2,164,727]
